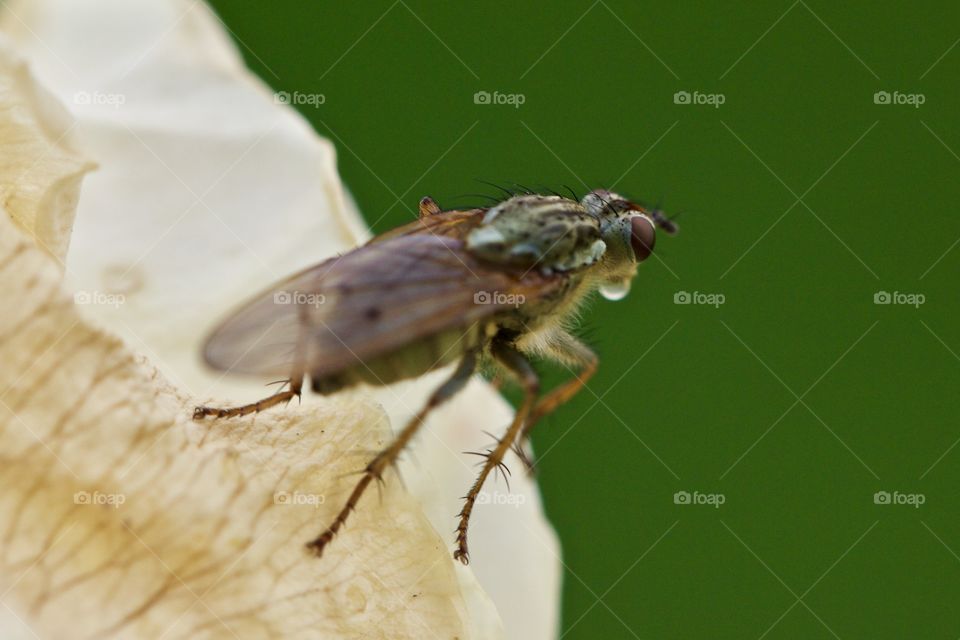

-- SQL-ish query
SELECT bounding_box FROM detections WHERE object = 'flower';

[0,1,560,638]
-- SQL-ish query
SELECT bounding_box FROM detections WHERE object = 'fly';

[193,188,677,564]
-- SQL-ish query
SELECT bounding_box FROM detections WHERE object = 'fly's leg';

[195,303,312,420]
[515,335,597,472]
[454,340,539,564]
[306,350,478,557]
[193,374,303,420]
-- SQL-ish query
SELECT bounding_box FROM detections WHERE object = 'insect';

[194,188,677,564]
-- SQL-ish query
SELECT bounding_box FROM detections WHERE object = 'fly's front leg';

[515,334,597,472]
[193,374,303,419]
[454,339,539,564]
[306,350,478,557]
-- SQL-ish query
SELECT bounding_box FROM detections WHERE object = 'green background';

[207,1,960,637]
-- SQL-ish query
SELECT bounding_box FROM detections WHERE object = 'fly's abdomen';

[311,322,486,393]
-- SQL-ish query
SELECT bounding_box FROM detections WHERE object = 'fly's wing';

[202,233,561,378]
[368,208,486,243]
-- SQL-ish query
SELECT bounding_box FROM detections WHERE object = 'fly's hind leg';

[306,350,478,557]
[454,339,539,564]
[195,304,311,420]
[514,333,597,473]
[193,374,303,420]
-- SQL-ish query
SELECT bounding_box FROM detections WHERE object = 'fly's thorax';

[466,195,606,273]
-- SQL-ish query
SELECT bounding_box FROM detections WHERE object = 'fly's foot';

[306,531,334,558]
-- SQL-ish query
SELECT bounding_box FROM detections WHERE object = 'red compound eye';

[630,215,656,262]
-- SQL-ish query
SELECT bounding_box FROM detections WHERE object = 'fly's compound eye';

[630,215,656,262]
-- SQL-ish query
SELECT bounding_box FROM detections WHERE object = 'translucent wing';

[369,207,486,243]
[202,233,561,378]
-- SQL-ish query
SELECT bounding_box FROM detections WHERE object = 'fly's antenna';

[639,193,679,234]
[653,209,681,235]
[641,194,680,234]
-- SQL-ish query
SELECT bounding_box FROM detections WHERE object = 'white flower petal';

[0,212,476,639]
[1,0,365,398]
[0,36,473,640]
[0,38,93,263]
[1,1,561,638]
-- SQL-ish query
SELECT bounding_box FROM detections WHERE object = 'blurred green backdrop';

[207,1,960,637]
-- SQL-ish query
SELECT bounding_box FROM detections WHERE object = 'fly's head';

[581,189,677,300]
